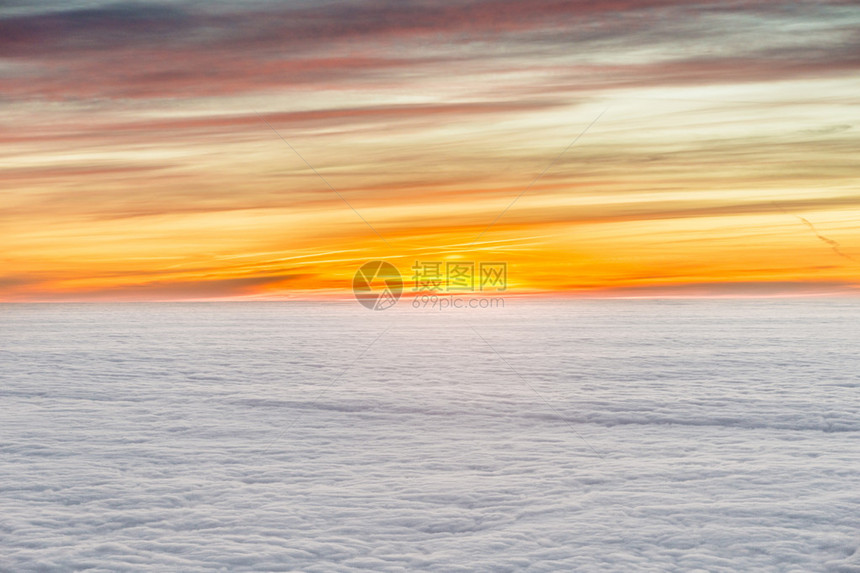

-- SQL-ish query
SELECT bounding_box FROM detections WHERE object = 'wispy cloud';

[795,216,857,263]
[2,1,858,100]
[2,0,859,300]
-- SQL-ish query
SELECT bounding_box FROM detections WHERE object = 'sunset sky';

[1,0,859,301]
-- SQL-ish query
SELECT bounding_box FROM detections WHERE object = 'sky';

[1,0,859,301]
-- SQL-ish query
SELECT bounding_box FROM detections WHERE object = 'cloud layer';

[3,302,860,569]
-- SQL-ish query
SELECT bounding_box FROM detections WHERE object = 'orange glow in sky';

[2,1,859,301]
